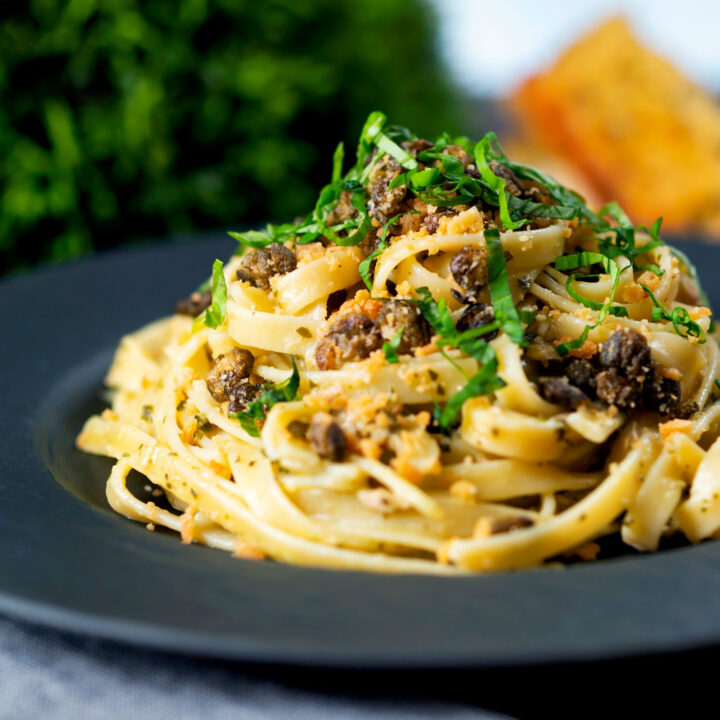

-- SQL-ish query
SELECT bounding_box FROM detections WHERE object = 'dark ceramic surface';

[2,234,720,668]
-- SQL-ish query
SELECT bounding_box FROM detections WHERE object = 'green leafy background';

[0,0,461,275]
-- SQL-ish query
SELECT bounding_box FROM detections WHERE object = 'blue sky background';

[429,0,720,96]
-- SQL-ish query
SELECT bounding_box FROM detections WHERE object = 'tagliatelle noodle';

[77,116,720,573]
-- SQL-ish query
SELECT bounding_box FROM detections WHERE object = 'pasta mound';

[77,113,720,573]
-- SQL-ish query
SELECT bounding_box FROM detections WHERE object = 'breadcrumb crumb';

[233,540,266,561]
[659,418,693,440]
[180,508,195,544]
[449,480,477,502]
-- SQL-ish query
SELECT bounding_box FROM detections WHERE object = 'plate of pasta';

[4,112,720,665]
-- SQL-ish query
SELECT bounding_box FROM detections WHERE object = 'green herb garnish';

[596,212,664,269]
[485,228,526,343]
[231,359,301,437]
[382,328,404,363]
[414,287,457,338]
[356,111,417,177]
[358,211,419,290]
[555,251,629,315]
[437,342,502,430]
[229,140,371,249]
[193,259,227,331]
[640,284,707,344]
[359,246,384,291]
[227,229,279,250]
[409,287,507,430]
[474,135,526,231]
[226,112,619,253]
[407,279,536,429]
[554,251,628,357]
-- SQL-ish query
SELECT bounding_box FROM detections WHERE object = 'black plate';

[4,234,720,668]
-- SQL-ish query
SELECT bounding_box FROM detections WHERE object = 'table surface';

[0,612,508,720]
[1,608,715,720]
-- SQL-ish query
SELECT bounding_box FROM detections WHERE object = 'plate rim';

[4,235,720,668]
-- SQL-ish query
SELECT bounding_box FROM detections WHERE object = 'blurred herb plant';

[0,0,460,274]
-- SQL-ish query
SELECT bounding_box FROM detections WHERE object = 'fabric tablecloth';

[0,613,510,720]
[4,609,718,719]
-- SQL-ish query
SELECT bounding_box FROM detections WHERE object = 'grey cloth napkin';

[0,614,510,720]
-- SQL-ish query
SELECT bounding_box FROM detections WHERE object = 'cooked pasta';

[77,112,720,573]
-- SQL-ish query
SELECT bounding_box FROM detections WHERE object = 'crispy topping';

[206,348,255,403]
[643,370,682,417]
[315,313,382,370]
[236,243,297,289]
[567,338,598,360]
[227,381,262,414]
[175,290,212,316]
[309,412,347,462]
[450,244,489,301]
[600,328,652,380]
[538,376,589,409]
[564,357,596,393]
[233,540,266,561]
[367,155,405,224]
[596,367,641,409]
[456,302,498,341]
[376,301,431,355]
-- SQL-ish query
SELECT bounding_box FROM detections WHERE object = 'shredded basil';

[407,282,535,429]
[597,216,664,267]
[359,245,384,291]
[382,328,404,363]
[501,155,599,227]
[414,287,457,338]
[358,211,418,290]
[555,251,629,315]
[328,180,371,246]
[554,252,628,356]
[635,264,665,277]
[408,287,510,430]
[193,259,227,331]
[438,342,503,430]
[506,195,581,220]
[231,359,301,437]
[416,150,466,178]
[473,135,527,231]
[556,326,591,358]
[640,284,707,343]
[331,142,344,184]
[228,229,275,250]
[517,309,537,325]
[485,228,526,343]
[357,111,417,173]
[225,111,660,254]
